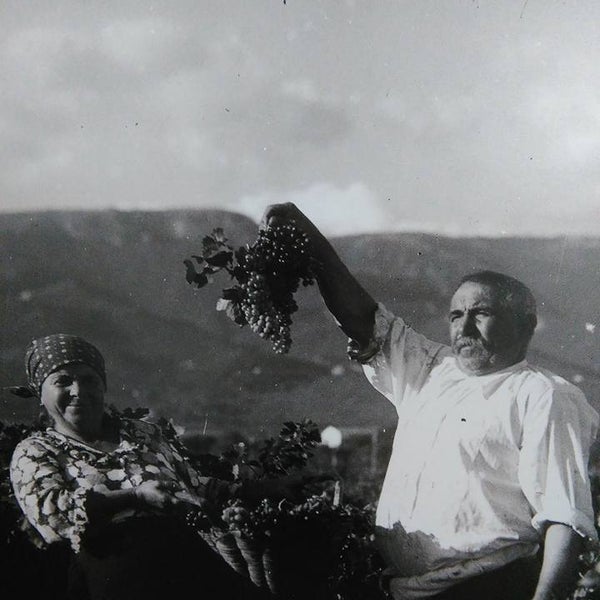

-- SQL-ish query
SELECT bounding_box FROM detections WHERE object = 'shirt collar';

[449,358,529,399]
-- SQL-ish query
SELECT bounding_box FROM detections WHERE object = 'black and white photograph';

[1,2,600,599]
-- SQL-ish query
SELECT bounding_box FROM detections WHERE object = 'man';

[262,203,598,600]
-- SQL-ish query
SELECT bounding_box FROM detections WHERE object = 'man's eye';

[53,377,72,386]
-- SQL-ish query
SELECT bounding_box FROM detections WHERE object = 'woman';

[9,334,296,600]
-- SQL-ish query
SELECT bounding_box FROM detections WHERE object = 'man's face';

[449,281,526,375]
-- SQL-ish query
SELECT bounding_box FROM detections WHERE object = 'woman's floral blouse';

[10,418,232,553]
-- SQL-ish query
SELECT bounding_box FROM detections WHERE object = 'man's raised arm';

[261,203,378,348]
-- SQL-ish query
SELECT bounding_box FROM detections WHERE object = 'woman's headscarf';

[11,334,106,398]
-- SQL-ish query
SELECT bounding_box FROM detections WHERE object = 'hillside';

[1,210,599,436]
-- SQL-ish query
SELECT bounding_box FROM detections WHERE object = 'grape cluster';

[237,223,316,354]
[222,504,251,527]
[185,508,212,533]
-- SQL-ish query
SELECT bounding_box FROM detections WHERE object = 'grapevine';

[184,223,318,353]
[180,420,387,599]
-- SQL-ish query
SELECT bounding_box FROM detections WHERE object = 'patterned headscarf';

[11,334,106,398]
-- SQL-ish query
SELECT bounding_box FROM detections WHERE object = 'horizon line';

[1,207,599,240]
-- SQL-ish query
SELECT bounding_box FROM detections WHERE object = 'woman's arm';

[11,438,94,550]
[10,437,185,550]
[86,480,183,522]
[262,203,377,347]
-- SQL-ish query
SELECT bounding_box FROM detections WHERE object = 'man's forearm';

[532,522,583,600]
[313,236,377,346]
[263,202,377,346]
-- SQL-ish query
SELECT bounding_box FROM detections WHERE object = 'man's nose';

[69,381,81,396]
[456,315,477,337]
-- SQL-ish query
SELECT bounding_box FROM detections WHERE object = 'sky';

[1,0,599,236]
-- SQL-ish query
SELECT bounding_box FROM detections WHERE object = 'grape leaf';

[221,286,243,302]
[192,255,209,268]
[185,224,316,353]
[191,255,223,276]
[216,298,246,326]
[183,259,199,283]
[194,274,209,288]
[183,260,209,288]
[212,228,227,243]
[202,235,221,255]
[234,246,248,263]
[232,265,247,282]
[216,298,232,312]
[204,250,233,268]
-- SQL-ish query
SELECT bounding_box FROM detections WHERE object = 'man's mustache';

[453,337,492,351]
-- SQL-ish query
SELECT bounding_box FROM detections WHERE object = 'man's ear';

[527,314,538,336]
[520,314,537,343]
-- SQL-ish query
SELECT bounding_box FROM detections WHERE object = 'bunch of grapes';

[185,223,318,353]
[184,507,213,533]
[235,223,317,354]
[216,495,339,541]
[219,499,280,540]
[222,504,251,528]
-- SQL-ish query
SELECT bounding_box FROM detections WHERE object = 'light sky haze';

[1,1,599,236]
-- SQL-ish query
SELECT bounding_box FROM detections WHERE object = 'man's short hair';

[458,270,537,340]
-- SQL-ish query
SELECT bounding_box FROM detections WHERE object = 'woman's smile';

[40,363,106,440]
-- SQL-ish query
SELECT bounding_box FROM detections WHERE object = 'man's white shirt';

[363,304,598,598]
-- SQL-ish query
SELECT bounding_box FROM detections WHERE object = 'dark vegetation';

[0,411,389,599]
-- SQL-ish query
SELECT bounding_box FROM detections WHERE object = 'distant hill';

[2,210,599,436]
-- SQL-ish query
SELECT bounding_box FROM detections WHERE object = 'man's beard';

[452,337,495,372]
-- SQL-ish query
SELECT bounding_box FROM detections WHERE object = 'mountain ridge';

[2,209,599,435]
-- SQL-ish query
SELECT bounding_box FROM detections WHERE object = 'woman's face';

[40,363,105,438]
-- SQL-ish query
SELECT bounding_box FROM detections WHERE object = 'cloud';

[281,79,321,104]
[235,182,389,236]
[1,2,600,236]
[99,17,180,70]
[525,82,600,167]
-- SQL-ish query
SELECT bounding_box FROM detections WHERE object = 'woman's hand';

[133,481,181,512]
[87,481,192,521]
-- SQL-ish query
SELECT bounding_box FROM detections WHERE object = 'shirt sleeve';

[10,437,90,552]
[147,424,238,508]
[173,453,236,507]
[518,383,599,541]
[361,302,449,409]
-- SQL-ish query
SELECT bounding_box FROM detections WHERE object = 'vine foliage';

[184,224,318,353]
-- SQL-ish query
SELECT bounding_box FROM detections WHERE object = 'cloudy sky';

[1,1,599,236]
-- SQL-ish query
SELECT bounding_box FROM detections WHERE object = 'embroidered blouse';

[10,417,231,553]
